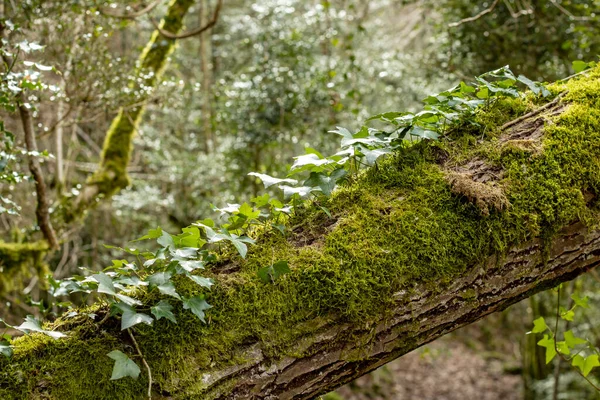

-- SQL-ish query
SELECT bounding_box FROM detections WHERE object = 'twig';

[501,92,567,131]
[449,0,500,27]
[128,329,153,399]
[150,0,222,39]
[100,0,163,20]
[549,0,594,21]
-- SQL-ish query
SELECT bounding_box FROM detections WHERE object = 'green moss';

[3,68,600,399]
[0,240,49,292]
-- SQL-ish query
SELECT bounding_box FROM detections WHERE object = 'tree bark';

[198,223,600,399]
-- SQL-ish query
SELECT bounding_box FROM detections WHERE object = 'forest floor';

[331,331,523,400]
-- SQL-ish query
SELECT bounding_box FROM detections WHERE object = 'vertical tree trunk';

[199,0,214,153]
[70,0,195,220]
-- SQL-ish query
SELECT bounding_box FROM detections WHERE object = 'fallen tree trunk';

[1,70,599,399]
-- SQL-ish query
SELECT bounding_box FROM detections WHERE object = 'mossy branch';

[66,0,195,222]
[2,67,600,400]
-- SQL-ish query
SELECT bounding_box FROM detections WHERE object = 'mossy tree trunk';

[69,0,195,220]
[2,70,600,399]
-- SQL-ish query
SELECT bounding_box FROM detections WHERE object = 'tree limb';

[150,0,222,39]
[449,0,500,27]
[99,0,164,20]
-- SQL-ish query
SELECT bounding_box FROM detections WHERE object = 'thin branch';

[0,23,59,249]
[549,0,594,21]
[449,0,500,27]
[128,329,153,399]
[99,0,163,20]
[150,0,222,39]
[501,92,567,131]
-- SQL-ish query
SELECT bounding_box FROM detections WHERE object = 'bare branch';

[0,24,59,250]
[449,0,500,28]
[99,0,163,20]
[150,0,222,39]
[549,0,594,21]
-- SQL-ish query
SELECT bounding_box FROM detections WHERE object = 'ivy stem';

[128,328,153,399]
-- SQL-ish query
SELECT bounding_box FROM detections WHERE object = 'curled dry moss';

[2,68,600,399]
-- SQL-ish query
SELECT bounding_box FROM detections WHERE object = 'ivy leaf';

[114,303,153,330]
[564,330,587,348]
[131,227,162,242]
[556,340,570,355]
[187,275,214,289]
[151,300,177,324]
[571,294,590,309]
[279,185,313,199]
[0,340,11,357]
[182,296,212,323]
[92,273,140,306]
[147,272,181,300]
[572,60,592,74]
[178,260,205,273]
[157,230,175,248]
[560,307,575,322]
[15,315,66,339]
[258,260,291,283]
[121,309,153,331]
[572,354,600,377]
[537,334,557,364]
[290,154,333,172]
[107,350,140,380]
[247,172,298,188]
[529,317,548,334]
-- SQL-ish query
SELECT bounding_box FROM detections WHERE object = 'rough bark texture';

[199,223,599,399]
[1,68,599,400]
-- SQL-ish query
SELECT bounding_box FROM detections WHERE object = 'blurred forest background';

[1,0,600,398]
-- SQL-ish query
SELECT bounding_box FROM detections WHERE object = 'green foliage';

[107,350,140,381]
[529,285,600,386]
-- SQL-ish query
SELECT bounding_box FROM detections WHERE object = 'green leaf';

[564,330,587,348]
[573,60,591,74]
[147,272,180,300]
[530,317,548,334]
[556,340,570,355]
[560,308,575,322]
[15,315,66,339]
[537,334,557,364]
[258,260,291,283]
[237,202,260,220]
[187,275,214,289]
[182,296,212,323]
[0,341,11,357]
[280,185,313,199]
[157,230,175,248]
[131,227,162,242]
[247,172,298,188]
[303,170,344,196]
[571,294,590,309]
[92,273,141,306]
[151,300,177,324]
[114,303,153,330]
[107,350,140,380]
[476,87,489,99]
[572,354,600,377]
[121,309,153,330]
